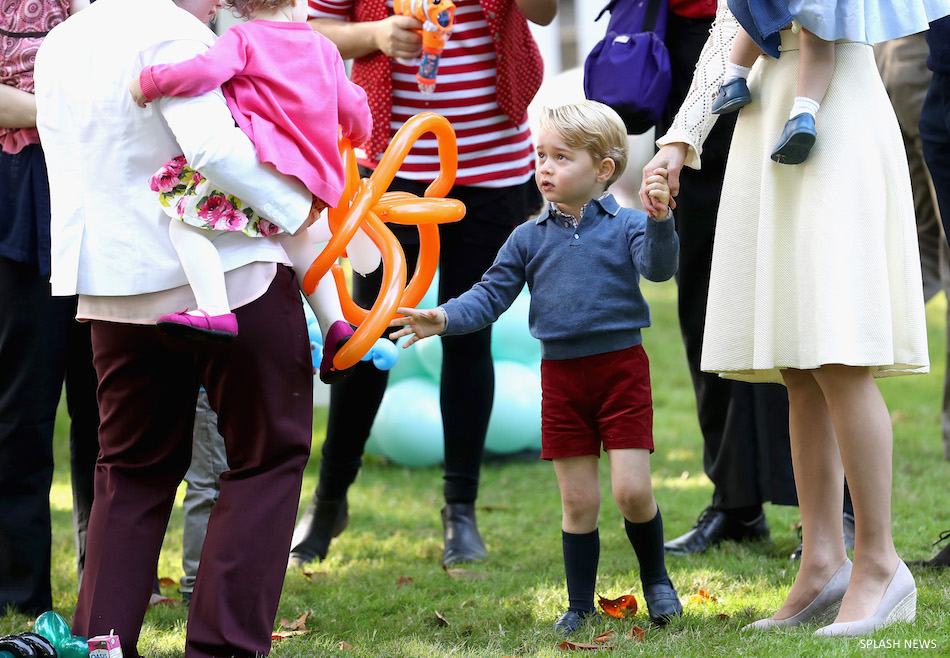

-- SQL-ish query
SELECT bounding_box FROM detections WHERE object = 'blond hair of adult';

[539,100,629,187]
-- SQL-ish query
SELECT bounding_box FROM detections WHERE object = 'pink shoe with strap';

[157,309,238,342]
[319,321,355,384]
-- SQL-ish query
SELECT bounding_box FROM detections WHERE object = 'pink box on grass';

[88,633,123,658]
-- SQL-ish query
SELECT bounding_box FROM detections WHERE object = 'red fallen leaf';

[278,612,309,630]
[302,571,328,581]
[434,610,450,626]
[149,596,180,607]
[557,640,611,651]
[158,577,177,588]
[338,641,355,651]
[271,630,310,641]
[598,594,638,618]
[592,630,615,643]
[718,613,731,621]
[442,564,485,579]
[397,576,415,585]
[626,625,645,641]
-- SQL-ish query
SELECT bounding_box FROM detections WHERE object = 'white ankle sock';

[790,96,820,120]
[725,61,752,83]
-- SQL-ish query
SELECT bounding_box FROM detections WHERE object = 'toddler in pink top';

[129,0,371,383]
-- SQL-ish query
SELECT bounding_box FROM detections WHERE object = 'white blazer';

[34,0,312,297]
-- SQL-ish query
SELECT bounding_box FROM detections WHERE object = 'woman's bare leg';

[773,367,848,619]
[811,364,900,622]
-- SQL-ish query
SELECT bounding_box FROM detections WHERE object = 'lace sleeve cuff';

[657,1,740,171]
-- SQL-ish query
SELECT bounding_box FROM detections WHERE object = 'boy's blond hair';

[539,101,629,188]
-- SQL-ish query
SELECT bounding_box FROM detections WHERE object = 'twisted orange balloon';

[302,112,466,372]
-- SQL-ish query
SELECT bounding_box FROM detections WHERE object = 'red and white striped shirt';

[309,0,536,188]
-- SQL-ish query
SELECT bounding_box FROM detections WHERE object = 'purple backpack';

[583,0,673,135]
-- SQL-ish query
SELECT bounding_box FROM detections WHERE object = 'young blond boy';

[390,100,682,634]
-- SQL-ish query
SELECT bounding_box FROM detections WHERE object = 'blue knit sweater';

[441,194,679,360]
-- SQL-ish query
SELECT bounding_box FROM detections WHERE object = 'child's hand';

[129,76,149,108]
[644,167,672,219]
[388,306,446,347]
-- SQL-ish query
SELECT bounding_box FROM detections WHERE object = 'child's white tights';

[278,230,346,334]
[167,219,346,337]
[168,220,231,317]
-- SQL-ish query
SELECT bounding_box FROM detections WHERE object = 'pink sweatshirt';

[139,21,371,208]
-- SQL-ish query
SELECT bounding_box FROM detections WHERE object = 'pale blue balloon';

[484,360,542,454]
[307,319,323,371]
[491,288,541,365]
[364,430,383,456]
[414,336,442,381]
[371,379,444,467]
[419,270,440,309]
[386,336,428,383]
[366,338,399,370]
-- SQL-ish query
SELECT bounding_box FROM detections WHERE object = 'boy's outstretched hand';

[129,76,148,108]
[388,306,446,348]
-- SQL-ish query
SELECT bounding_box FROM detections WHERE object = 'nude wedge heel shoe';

[814,561,916,637]
[743,558,852,631]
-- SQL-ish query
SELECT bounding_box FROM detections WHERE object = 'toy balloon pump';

[393,0,455,94]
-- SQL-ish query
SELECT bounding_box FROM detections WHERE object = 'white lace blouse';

[655,1,740,170]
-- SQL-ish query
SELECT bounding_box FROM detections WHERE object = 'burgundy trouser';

[72,266,313,658]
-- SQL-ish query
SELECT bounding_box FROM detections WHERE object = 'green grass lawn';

[4,278,949,656]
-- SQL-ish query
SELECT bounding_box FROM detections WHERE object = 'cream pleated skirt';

[701,29,930,384]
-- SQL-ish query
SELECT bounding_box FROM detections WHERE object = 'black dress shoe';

[664,506,770,556]
[441,503,487,566]
[643,578,683,625]
[287,495,349,567]
[553,610,596,636]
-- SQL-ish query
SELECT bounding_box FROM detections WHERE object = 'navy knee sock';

[624,508,669,587]
[563,529,599,614]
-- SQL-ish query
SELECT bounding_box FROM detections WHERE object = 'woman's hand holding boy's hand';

[639,143,687,218]
[129,76,148,108]
[388,306,446,348]
[643,167,673,220]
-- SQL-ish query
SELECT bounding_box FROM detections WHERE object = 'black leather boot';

[287,495,349,568]
[441,503,487,566]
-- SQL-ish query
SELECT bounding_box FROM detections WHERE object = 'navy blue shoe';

[771,113,817,165]
[553,610,597,636]
[711,77,752,114]
[643,578,683,625]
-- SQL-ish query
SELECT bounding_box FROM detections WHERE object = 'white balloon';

[344,223,382,275]
[307,215,332,243]
[305,215,381,275]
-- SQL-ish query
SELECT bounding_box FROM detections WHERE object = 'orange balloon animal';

[301,112,466,373]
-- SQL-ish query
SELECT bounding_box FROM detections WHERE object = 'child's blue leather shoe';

[770,113,817,165]
[711,77,752,114]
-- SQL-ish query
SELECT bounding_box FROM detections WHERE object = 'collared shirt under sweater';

[441,194,679,360]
